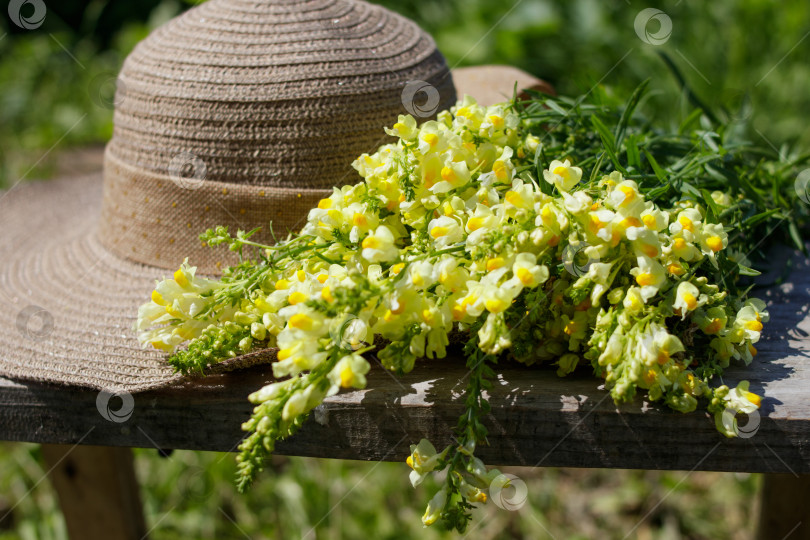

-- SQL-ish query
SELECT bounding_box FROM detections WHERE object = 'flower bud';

[281,390,308,421]
[459,479,487,503]
[422,488,447,526]
[251,322,267,341]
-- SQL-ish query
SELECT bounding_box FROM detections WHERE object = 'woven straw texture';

[100,0,455,273]
[0,175,289,392]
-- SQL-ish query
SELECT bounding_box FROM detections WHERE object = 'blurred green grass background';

[0,0,806,538]
[1,0,808,188]
[0,443,760,540]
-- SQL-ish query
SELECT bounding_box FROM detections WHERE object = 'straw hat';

[0,0,546,392]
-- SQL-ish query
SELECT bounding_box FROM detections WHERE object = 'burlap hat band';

[98,148,332,273]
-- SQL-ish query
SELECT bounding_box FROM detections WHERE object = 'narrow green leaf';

[789,220,806,253]
[591,116,628,174]
[642,149,668,183]
[589,152,607,184]
[625,135,641,170]
[614,80,649,149]
[743,208,782,228]
[544,99,569,117]
[591,115,616,153]
[737,264,761,276]
[701,188,720,220]
[679,108,703,134]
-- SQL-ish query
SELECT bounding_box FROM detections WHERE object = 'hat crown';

[106,0,455,188]
[99,0,455,273]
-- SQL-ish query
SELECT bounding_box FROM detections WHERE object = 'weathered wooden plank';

[0,246,808,473]
[756,474,810,540]
[0,351,806,473]
[41,445,147,540]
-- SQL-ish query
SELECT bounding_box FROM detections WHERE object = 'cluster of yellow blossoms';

[137,95,767,527]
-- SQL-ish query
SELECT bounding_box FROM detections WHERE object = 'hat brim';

[0,174,276,392]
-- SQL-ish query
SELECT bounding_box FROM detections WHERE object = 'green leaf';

[543,98,569,117]
[589,152,606,184]
[737,264,761,277]
[701,188,720,220]
[614,80,649,149]
[743,208,782,228]
[679,108,704,134]
[591,116,628,174]
[642,149,668,183]
[591,115,616,153]
[789,220,806,253]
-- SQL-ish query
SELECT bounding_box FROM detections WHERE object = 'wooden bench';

[1,249,809,539]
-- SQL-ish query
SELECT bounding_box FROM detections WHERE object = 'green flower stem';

[236,348,341,493]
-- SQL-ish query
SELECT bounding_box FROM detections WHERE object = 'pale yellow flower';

[361,225,399,262]
[384,114,418,140]
[543,159,582,192]
[673,281,702,317]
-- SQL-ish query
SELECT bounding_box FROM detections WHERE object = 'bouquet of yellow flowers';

[136,83,803,531]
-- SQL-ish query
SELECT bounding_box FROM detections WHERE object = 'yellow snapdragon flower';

[328,353,370,390]
[669,208,703,240]
[630,255,666,300]
[384,114,418,140]
[427,215,463,248]
[361,225,399,262]
[543,159,582,192]
[673,282,703,317]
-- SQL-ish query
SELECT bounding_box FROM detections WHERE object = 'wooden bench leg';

[757,474,810,540]
[41,445,147,540]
